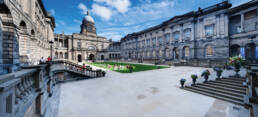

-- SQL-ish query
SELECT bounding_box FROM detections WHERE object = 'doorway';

[78,54,82,62]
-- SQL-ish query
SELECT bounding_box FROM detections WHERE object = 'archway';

[78,54,82,62]
[182,46,190,59]
[55,52,58,59]
[89,54,95,61]
[101,55,104,60]
[0,4,19,73]
[173,47,179,60]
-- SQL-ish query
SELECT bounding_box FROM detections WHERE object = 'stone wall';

[0,0,55,74]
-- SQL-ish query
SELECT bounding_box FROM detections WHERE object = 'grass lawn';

[90,62,169,73]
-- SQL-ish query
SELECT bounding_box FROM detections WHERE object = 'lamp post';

[48,41,54,59]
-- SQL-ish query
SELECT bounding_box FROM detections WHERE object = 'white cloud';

[73,19,81,24]
[50,9,55,16]
[98,32,122,40]
[95,0,177,40]
[91,4,112,20]
[94,0,131,13]
[78,3,88,14]
[57,20,66,26]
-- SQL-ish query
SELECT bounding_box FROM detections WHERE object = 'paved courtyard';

[58,66,248,117]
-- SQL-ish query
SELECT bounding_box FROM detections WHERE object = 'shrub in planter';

[191,74,198,86]
[228,56,245,77]
[213,67,223,80]
[201,70,210,83]
[180,78,186,88]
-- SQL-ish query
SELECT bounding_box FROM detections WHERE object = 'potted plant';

[180,78,186,88]
[201,70,210,83]
[191,74,198,86]
[213,67,223,80]
[229,56,245,77]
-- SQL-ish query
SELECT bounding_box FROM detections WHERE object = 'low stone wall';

[172,59,227,68]
[106,59,227,67]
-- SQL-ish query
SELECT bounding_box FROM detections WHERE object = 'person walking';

[40,57,44,64]
[47,56,52,62]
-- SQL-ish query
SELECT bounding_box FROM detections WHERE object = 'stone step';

[210,80,245,88]
[206,82,246,91]
[185,86,243,102]
[195,85,244,97]
[184,87,245,106]
[220,78,245,84]
[214,79,243,85]
[222,77,246,82]
[198,83,246,95]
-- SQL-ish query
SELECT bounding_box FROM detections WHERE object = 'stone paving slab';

[58,66,248,117]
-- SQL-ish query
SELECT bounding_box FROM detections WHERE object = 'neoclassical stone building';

[108,41,121,60]
[54,12,110,63]
[120,0,258,66]
[0,0,55,74]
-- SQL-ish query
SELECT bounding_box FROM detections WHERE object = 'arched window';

[31,30,35,35]
[55,52,58,59]
[184,46,190,58]
[59,52,63,59]
[19,21,27,29]
[65,52,68,59]
[206,46,213,56]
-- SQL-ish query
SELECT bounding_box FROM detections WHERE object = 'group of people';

[39,56,52,64]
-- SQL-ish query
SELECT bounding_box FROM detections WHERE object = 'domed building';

[80,11,97,35]
[54,11,111,63]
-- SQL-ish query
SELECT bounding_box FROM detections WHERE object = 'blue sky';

[43,0,250,41]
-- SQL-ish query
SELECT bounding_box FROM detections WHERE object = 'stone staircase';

[184,77,246,106]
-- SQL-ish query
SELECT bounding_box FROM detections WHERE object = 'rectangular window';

[244,10,257,20]
[240,48,245,59]
[152,38,156,46]
[256,46,258,59]
[184,29,191,40]
[158,37,162,45]
[6,94,12,113]
[165,34,170,43]
[77,42,81,48]
[143,40,145,47]
[173,32,180,42]
[205,25,214,37]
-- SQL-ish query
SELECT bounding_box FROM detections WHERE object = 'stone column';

[241,14,244,31]
[180,24,184,42]
[191,21,195,41]
[62,38,64,48]
[216,15,220,38]
[224,14,228,37]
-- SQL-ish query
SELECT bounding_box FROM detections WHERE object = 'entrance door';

[230,45,240,57]
[101,55,104,60]
[78,54,82,62]
[245,43,255,62]
[89,54,95,61]
[173,48,179,60]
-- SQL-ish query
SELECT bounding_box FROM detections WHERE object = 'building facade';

[108,41,121,60]
[120,0,258,66]
[54,12,110,63]
[0,0,55,74]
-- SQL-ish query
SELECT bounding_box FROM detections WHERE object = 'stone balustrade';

[0,60,106,117]
[0,64,59,117]
[51,60,106,79]
[245,64,258,117]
